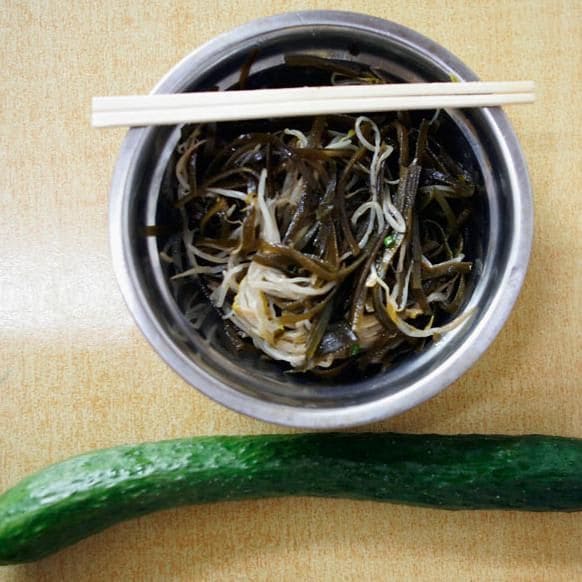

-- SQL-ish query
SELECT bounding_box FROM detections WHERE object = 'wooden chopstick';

[92,81,535,128]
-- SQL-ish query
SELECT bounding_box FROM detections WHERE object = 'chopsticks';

[92,81,535,128]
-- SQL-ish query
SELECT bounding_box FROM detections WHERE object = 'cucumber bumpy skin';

[0,433,581,564]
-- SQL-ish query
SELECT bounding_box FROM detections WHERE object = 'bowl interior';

[114,15,525,420]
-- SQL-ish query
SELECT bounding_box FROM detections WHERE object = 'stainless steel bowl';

[109,11,533,428]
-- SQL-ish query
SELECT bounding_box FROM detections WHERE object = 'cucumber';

[1,433,581,564]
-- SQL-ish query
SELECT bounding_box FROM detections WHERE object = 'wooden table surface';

[1,1,580,580]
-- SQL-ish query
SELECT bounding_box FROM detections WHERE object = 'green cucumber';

[1,433,581,564]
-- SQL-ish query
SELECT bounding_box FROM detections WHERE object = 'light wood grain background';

[1,1,581,580]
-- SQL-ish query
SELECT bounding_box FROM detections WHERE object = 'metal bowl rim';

[108,10,533,428]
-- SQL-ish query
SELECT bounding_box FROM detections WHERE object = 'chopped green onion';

[383,234,397,248]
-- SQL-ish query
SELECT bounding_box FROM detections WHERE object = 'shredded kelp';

[158,58,477,373]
